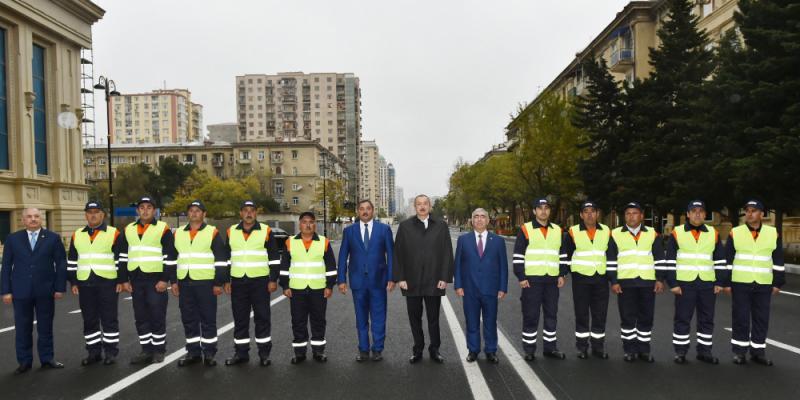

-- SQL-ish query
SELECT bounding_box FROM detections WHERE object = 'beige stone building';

[235,72,362,202]
[359,139,382,211]
[107,88,203,145]
[0,0,104,245]
[83,140,347,215]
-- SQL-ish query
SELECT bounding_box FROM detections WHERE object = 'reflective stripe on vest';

[674,225,716,282]
[229,223,270,278]
[731,224,777,285]
[288,237,327,289]
[611,227,656,280]
[125,221,168,273]
[174,225,216,281]
[523,222,562,277]
[74,227,118,280]
[569,224,609,276]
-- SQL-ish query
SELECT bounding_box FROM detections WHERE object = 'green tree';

[571,57,627,209]
[315,177,348,223]
[167,177,249,219]
[624,0,715,223]
[511,91,587,223]
[149,157,196,207]
[113,163,158,206]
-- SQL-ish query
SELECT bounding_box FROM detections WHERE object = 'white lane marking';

[497,329,557,400]
[779,290,800,298]
[724,328,800,355]
[85,295,287,400]
[69,309,82,314]
[0,320,37,334]
[441,296,494,400]
[124,296,132,300]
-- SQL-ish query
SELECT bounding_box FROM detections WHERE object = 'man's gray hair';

[414,194,431,206]
[471,208,488,218]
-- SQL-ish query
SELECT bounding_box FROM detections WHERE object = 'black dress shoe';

[638,353,655,363]
[732,354,747,365]
[409,354,423,364]
[524,353,536,362]
[41,360,64,369]
[81,354,102,366]
[204,357,218,367]
[543,350,566,360]
[577,350,588,359]
[291,355,307,364]
[356,351,370,362]
[486,353,499,364]
[623,353,636,362]
[696,353,719,365]
[371,351,383,361]
[751,355,773,366]
[313,353,327,362]
[14,364,32,375]
[257,357,270,367]
[151,352,165,363]
[130,352,153,365]
[177,354,202,367]
[466,352,478,362]
[103,355,116,365]
[430,352,445,363]
[591,349,609,359]
[224,354,249,366]
[674,354,687,364]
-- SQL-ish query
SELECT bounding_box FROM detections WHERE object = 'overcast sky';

[91,0,631,200]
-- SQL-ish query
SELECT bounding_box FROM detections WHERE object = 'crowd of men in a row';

[0,194,785,375]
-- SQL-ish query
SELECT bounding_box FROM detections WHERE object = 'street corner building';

[0,0,105,244]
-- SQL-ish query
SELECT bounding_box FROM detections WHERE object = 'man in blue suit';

[1,207,67,374]
[455,208,508,364]
[338,199,395,362]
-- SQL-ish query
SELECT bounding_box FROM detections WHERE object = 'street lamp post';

[94,76,120,225]
[321,155,328,236]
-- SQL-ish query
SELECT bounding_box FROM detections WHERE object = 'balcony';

[610,48,634,71]
[237,158,251,164]
[212,158,224,167]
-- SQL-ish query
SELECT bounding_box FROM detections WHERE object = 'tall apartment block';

[236,72,362,202]
[108,89,203,144]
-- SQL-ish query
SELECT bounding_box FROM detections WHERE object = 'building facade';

[0,0,104,245]
[207,122,238,143]
[107,88,203,145]
[359,139,381,210]
[387,162,396,216]
[83,140,347,215]
[235,72,361,202]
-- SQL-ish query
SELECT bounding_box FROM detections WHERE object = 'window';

[292,167,298,176]
[240,150,251,160]
[0,211,10,244]
[292,183,300,191]
[292,197,299,205]
[0,28,7,169]
[32,44,48,174]
[702,1,714,17]
[291,150,298,159]
[258,150,265,160]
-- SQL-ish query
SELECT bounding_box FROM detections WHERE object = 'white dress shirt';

[418,216,429,229]
[475,230,487,253]
[360,219,374,241]
[626,224,642,236]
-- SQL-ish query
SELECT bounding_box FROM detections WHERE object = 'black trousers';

[131,279,168,354]
[672,282,715,356]
[572,282,609,352]
[231,277,271,358]
[617,285,655,354]
[179,281,218,357]
[78,281,119,357]
[406,295,442,355]
[731,282,772,356]
[521,281,560,354]
[290,288,327,355]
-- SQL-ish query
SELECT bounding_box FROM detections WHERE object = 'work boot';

[130,352,153,365]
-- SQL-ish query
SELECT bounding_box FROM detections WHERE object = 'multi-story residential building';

[0,0,104,244]
[359,139,381,209]
[235,72,361,202]
[207,122,238,143]
[108,88,203,145]
[387,163,396,216]
[83,140,347,215]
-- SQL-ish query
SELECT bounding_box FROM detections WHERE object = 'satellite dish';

[58,112,78,129]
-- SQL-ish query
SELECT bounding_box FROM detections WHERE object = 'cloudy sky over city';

[92,0,631,201]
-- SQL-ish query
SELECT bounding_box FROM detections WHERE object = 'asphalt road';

[1,227,799,399]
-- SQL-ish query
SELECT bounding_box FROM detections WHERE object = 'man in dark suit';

[455,208,508,364]
[393,194,454,364]
[1,207,67,374]
[338,199,395,362]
